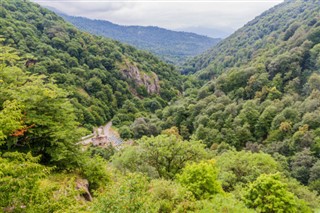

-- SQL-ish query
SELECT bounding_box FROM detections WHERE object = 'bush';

[176,160,224,199]
[119,125,134,139]
[0,152,48,211]
[80,156,110,190]
[92,173,153,212]
[216,151,281,192]
[149,179,194,213]
[244,173,310,213]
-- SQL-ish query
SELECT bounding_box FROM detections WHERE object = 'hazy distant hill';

[50,10,220,65]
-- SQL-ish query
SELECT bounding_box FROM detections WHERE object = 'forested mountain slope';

[0,0,183,130]
[53,11,220,65]
[160,0,320,193]
[183,0,320,76]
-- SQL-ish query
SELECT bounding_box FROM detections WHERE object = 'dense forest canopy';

[183,0,320,76]
[167,0,320,150]
[157,0,320,205]
[1,0,320,212]
[0,0,183,131]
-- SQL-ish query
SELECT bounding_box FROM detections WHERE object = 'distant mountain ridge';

[47,8,221,65]
[183,0,320,75]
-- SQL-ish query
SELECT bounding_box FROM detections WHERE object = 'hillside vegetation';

[0,0,183,131]
[55,12,220,65]
[183,0,320,76]
[1,0,320,212]
[160,0,320,197]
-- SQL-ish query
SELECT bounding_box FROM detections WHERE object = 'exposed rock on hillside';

[122,63,160,94]
[75,178,93,201]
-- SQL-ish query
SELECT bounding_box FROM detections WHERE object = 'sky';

[32,0,284,38]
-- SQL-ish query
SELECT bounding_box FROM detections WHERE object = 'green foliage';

[185,0,319,75]
[138,134,207,179]
[148,179,195,213]
[130,117,161,139]
[88,144,116,161]
[0,152,48,211]
[28,174,91,213]
[0,152,90,212]
[58,13,220,65]
[92,173,153,213]
[285,177,320,210]
[112,144,159,178]
[119,125,134,139]
[0,43,83,167]
[244,173,309,213]
[308,180,320,195]
[216,151,281,192]
[1,0,320,212]
[0,0,183,131]
[0,100,24,145]
[93,174,199,213]
[161,0,320,160]
[192,194,255,213]
[290,148,317,185]
[176,160,224,199]
[158,6,320,208]
[80,155,110,190]
[113,134,207,179]
[309,160,320,185]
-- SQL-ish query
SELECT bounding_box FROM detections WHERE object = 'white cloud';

[31,0,284,37]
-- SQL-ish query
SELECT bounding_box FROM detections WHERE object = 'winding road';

[78,121,123,146]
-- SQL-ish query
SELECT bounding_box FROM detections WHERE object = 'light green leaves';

[0,100,24,146]
[176,160,224,200]
[244,173,310,213]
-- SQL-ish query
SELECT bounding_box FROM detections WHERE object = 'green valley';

[1,0,320,212]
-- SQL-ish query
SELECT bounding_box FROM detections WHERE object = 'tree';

[92,173,153,213]
[0,42,84,167]
[244,173,305,213]
[119,125,134,139]
[285,177,320,210]
[112,145,159,178]
[192,194,255,213]
[309,160,320,183]
[130,117,160,139]
[0,100,24,145]
[236,100,260,133]
[307,73,320,91]
[139,134,207,179]
[113,134,207,179]
[88,144,116,161]
[176,160,224,199]
[255,105,279,139]
[216,151,281,192]
[148,179,194,213]
[308,160,320,193]
[143,98,162,113]
[0,152,48,211]
[290,148,316,185]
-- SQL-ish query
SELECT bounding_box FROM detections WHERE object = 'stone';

[122,62,160,94]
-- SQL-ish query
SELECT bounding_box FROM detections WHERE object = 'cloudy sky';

[32,0,284,38]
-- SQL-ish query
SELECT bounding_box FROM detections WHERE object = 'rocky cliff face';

[122,63,160,94]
